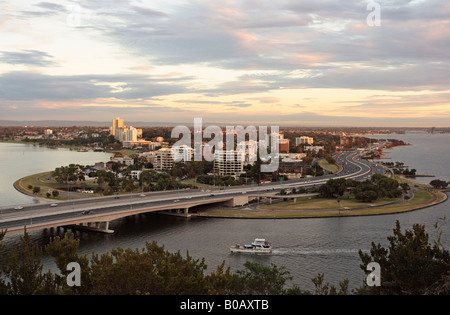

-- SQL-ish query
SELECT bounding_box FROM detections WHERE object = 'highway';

[0,149,386,234]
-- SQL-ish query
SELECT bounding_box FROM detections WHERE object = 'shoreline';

[11,139,447,220]
[14,169,448,220]
[0,139,115,153]
[197,188,448,219]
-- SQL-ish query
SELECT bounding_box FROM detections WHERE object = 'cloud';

[0,71,192,101]
[1,0,449,126]
[0,50,57,67]
[174,99,252,108]
[18,1,67,17]
[248,96,280,103]
[77,0,449,90]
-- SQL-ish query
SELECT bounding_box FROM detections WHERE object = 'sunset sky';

[1,0,449,127]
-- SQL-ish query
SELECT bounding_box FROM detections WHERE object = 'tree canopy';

[318,174,402,202]
[0,219,448,295]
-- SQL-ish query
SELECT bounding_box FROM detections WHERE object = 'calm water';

[368,132,450,183]
[1,135,449,292]
[0,142,112,207]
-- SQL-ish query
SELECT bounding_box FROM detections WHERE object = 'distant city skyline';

[1,1,449,127]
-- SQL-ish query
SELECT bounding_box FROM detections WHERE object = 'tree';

[0,230,7,294]
[318,178,348,198]
[430,179,448,189]
[1,230,58,294]
[45,233,92,295]
[32,186,41,194]
[354,189,378,202]
[102,186,114,196]
[229,261,292,295]
[154,173,177,191]
[358,220,450,295]
[205,261,233,295]
[371,174,401,198]
[400,183,410,191]
[311,273,349,295]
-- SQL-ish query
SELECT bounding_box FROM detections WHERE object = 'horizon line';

[0,119,447,129]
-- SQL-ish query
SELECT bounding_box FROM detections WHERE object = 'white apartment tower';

[213,150,245,177]
[152,148,174,171]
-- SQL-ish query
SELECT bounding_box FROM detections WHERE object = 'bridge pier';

[160,207,193,217]
[64,221,114,234]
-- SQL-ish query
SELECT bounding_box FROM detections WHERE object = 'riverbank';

[198,174,448,219]
[0,139,133,156]
[14,168,448,219]
[13,171,103,201]
[198,188,447,219]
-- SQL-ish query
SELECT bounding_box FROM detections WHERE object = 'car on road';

[114,196,120,199]
[174,199,180,202]
[14,206,23,210]
[81,210,91,215]
[50,203,58,207]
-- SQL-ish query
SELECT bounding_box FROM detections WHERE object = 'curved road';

[0,149,384,234]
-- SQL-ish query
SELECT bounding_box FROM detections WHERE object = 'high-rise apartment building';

[125,126,138,142]
[151,145,193,171]
[152,148,174,171]
[112,117,124,137]
[213,150,245,176]
[111,117,154,148]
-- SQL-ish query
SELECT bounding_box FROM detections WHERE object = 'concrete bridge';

[248,192,320,204]
[1,193,251,235]
[1,150,377,235]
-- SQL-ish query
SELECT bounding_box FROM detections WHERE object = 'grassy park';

[317,158,343,174]
[14,171,102,201]
[14,170,448,219]
[199,186,447,219]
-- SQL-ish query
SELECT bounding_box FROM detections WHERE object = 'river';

[0,135,449,292]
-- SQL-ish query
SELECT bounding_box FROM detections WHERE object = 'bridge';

[0,193,249,234]
[248,192,320,204]
[0,150,383,235]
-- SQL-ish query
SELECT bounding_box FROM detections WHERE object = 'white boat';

[230,238,272,254]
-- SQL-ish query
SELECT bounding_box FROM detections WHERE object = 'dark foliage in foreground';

[0,219,448,295]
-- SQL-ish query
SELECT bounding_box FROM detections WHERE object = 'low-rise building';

[279,139,290,153]
[304,145,324,153]
[296,136,314,146]
[131,170,142,181]
[110,156,134,166]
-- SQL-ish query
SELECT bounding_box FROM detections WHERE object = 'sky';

[0,0,449,127]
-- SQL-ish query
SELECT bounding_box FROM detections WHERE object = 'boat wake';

[271,247,367,256]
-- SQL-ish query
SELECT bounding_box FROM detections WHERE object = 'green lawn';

[259,196,398,211]
[317,159,342,174]
[180,178,217,189]
[14,171,103,200]
[200,188,447,219]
